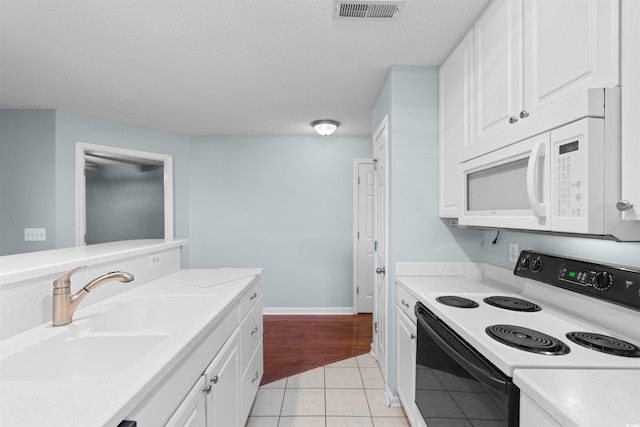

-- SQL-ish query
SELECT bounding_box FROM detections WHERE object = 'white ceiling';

[0,0,490,137]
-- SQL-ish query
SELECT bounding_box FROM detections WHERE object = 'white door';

[373,116,389,379]
[355,160,374,313]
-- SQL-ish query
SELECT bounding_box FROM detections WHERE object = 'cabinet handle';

[519,110,530,119]
[401,299,410,308]
[410,333,416,340]
[509,116,519,124]
[210,375,219,384]
[251,325,259,335]
[252,371,260,383]
[249,292,258,301]
[203,384,212,394]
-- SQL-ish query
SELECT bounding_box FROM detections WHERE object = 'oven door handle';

[416,309,507,395]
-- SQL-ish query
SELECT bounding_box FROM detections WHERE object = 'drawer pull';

[252,371,260,383]
[210,375,219,384]
[410,333,416,340]
[401,299,410,308]
[249,292,258,301]
[251,325,259,335]
[203,384,212,394]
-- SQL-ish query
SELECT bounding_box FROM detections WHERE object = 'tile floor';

[245,353,410,427]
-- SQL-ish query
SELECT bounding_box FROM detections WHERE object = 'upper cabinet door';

[620,0,640,221]
[469,0,524,161]
[439,31,473,218]
[458,0,620,163]
[522,0,620,132]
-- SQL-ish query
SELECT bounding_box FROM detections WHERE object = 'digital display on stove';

[558,265,591,285]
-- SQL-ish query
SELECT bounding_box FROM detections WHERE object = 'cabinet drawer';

[240,297,263,370]
[397,285,417,323]
[240,338,264,423]
[239,280,261,320]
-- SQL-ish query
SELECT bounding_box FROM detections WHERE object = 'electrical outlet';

[24,228,46,241]
[149,253,162,267]
[509,243,519,263]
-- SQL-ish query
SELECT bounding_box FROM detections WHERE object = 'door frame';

[353,158,374,314]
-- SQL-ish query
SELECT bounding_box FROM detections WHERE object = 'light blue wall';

[0,110,57,255]
[53,110,191,254]
[483,230,640,270]
[371,66,485,396]
[188,136,372,308]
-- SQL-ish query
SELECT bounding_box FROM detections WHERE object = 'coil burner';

[486,324,570,355]
[435,296,479,308]
[566,332,640,358]
[483,296,542,312]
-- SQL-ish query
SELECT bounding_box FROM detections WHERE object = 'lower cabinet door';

[240,337,264,422]
[205,330,240,427]
[165,377,207,427]
[396,306,417,426]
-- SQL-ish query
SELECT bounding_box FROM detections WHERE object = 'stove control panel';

[514,251,640,312]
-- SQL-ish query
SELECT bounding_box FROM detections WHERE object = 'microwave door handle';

[416,309,507,395]
[526,140,548,218]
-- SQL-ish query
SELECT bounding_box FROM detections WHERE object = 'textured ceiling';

[0,0,490,136]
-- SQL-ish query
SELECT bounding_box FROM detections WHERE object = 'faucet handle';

[53,265,87,289]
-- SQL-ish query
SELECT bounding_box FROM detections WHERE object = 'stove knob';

[592,272,613,291]
[520,257,530,269]
[530,258,543,272]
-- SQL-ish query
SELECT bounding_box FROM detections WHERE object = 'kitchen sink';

[0,333,167,381]
[89,295,218,333]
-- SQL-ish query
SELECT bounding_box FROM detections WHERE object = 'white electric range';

[400,251,640,427]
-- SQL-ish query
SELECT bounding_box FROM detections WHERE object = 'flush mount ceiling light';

[312,120,340,136]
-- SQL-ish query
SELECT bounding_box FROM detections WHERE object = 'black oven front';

[415,302,520,427]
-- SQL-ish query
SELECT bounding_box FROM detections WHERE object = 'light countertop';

[515,369,640,427]
[0,267,262,427]
[0,239,189,285]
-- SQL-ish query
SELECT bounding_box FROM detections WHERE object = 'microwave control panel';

[554,139,585,217]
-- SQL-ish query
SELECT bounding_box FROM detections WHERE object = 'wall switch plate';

[509,243,519,263]
[149,253,161,267]
[24,228,46,241]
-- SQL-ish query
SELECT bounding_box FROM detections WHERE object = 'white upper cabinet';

[439,31,474,217]
[620,0,640,221]
[461,0,620,162]
[470,0,524,161]
[522,0,619,133]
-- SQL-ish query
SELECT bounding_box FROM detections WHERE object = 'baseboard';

[385,385,401,408]
[263,307,355,315]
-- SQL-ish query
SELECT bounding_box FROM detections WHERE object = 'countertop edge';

[0,239,189,285]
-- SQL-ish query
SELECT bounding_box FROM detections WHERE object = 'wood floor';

[261,313,373,385]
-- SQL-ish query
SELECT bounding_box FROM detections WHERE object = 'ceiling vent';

[333,0,405,21]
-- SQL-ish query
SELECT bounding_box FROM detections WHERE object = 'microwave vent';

[333,0,405,20]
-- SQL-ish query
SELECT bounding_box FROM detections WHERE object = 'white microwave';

[458,88,640,241]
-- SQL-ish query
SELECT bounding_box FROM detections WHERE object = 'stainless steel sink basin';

[0,333,167,381]
[89,295,218,333]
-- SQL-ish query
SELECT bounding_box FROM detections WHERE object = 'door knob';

[616,200,634,212]
[376,267,386,275]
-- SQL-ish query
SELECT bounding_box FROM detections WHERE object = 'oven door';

[415,302,519,427]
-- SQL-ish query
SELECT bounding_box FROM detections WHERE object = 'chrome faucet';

[52,265,134,326]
